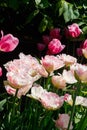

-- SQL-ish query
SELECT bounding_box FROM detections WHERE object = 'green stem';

[10,89,18,129]
[67,83,80,130]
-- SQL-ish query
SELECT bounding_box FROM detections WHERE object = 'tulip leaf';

[0,99,6,111]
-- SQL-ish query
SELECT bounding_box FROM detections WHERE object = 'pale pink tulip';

[28,83,47,100]
[28,84,64,110]
[58,54,77,66]
[40,92,64,110]
[0,30,19,52]
[40,55,64,73]
[71,63,87,83]
[4,53,48,89]
[51,75,66,89]
[17,84,33,98]
[55,114,73,130]
[75,96,87,107]
[5,83,33,98]
[64,94,87,107]
[62,69,77,84]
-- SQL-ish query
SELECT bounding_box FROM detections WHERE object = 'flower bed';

[0,23,87,130]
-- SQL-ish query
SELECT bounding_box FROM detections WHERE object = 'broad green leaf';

[58,0,79,23]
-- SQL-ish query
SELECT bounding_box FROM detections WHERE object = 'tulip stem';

[67,83,80,130]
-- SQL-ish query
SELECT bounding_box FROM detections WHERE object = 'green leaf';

[39,0,51,9]
[39,17,48,33]
[63,10,70,23]
[63,1,68,11]
[73,9,79,19]
[82,26,87,33]
[77,110,87,130]
[0,99,6,111]
[59,2,64,16]
[58,0,79,23]
[35,0,41,5]
[63,3,79,23]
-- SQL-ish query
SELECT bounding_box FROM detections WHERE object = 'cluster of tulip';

[0,23,87,130]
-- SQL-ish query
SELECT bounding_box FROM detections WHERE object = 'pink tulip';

[80,39,87,58]
[42,35,51,45]
[0,30,19,52]
[37,43,46,51]
[50,28,62,40]
[65,23,82,38]
[82,39,87,48]
[76,48,82,56]
[77,39,87,57]
[48,38,65,54]
[0,67,2,76]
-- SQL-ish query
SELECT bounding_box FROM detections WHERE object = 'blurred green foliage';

[0,0,87,35]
